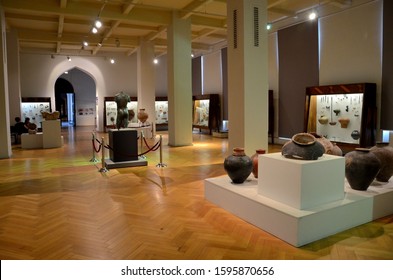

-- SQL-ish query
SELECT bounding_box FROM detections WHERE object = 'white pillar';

[0,7,11,158]
[167,12,193,146]
[137,40,156,130]
[7,28,21,123]
[227,0,269,156]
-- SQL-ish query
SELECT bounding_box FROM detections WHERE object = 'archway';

[55,77,75,126]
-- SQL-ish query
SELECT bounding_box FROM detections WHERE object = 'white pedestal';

[21,133,43,149]
[258,153,345,209]
[205,176,373,247]
[42,120,62,148]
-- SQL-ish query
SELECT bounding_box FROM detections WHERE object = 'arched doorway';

[55,68,97,128]
[55,77,75,127]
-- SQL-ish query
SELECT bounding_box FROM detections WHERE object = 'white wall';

[18,53,137,131]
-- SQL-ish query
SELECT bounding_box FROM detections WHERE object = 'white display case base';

[21,133,43,149]
[205,176,373,247]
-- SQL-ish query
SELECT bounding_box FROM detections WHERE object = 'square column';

[227,0,269,155]
[137,40,156,127]
[167,12,193,146]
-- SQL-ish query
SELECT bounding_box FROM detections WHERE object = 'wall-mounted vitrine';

[304,83,377,152]
[155,97,168,131]
[21,97,52,129]
[192,94,220,134]
[104,96,137,131]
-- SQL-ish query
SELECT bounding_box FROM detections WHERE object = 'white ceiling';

[1,0,375,58]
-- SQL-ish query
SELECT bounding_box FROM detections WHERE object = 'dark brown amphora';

[345,148,381,191]
[224,148,253,184]
[370,142,393,182]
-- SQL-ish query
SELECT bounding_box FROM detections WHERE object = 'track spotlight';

[83,41,89,47]
[266,23,272,30]
[309,11,317,20]
[67,56,71,61]
[110,58,115,64]
[92,27,98,34]
[95,19,102,29]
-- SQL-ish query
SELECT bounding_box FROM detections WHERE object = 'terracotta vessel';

[310,132,342,156]
[224,148,253,184]
[281,133,325,160]
[250,149,266,178]
[338,117,350,128]
[137,109,149,125]
[345,148,381,191]
[370,142,393,182]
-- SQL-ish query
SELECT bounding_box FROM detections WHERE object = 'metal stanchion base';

[140,155,147,159]
[90,156,99,163]
[99,167,109,173]
[156,162,167,167]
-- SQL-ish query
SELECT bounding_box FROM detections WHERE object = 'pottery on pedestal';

[281,133,325,160]
[345,148,381,191]
[224,148,253,184]
[250,149,266,178]
[137,109,149,125]
[370,142,393,182]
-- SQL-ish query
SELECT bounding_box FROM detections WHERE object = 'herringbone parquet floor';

[1,126,392,260]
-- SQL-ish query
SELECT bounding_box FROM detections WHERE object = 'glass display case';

[155,97,168,130]
[21,97,52,129]
[104,96,137,131]
[304,83,377,152]
[192,94,220,134]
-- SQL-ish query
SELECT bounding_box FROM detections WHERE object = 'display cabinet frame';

[304,83,377,152]
[21,97,52,129]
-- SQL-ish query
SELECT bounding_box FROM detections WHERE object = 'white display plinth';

[205,176,373,247]
[42,120,62,148]
[21,133,43,149]
[345,179,393,220]
[258,153,345,209]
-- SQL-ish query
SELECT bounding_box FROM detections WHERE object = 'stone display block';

[108,129,138,162]
[258,153,345,210]
[21,133,43,149]
[42,120,62,148]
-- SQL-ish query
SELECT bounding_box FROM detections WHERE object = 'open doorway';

[55,78,75,127]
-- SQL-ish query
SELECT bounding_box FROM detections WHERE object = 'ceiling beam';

[180,0,214,19]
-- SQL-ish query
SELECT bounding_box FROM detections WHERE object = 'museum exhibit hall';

[1,0,393,263]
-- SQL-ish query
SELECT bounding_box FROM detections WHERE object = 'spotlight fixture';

[153,58,158,64]
[115,38,120,48]
[266,23,272,30]
[67,56,71,61]
[309,11,317,20]
[92,27,98,34]
[83,41,89,47]
[94,19,102,29]
[110,58,115,64]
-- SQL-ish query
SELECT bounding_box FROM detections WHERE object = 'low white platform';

[21,133,43,149]
[205,175,373,247]
[345,179,393,220]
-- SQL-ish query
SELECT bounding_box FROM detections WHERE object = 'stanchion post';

[156,134,167,167]
[99,137,108,173]
[89,132,99,162]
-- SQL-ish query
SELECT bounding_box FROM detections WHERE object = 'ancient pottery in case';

[351,130,361,140]
[137,109,149,125]
[345,148,381,191]
[251,149,266,178]
[224,148,253,184]
[338,117,350,128]
[370,142,393,182]
[281,133,325,160]
[318,115,329,125]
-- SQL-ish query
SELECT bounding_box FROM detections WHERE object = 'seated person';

[14,117,27,135]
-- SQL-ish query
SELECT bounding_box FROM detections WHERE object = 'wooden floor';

[0,126,392,260]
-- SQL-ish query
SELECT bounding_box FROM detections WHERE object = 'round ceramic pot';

[250,149,266,178]
[345,148,381,191]
[281,133,325,160]
[351,130,361,140]
[318,116,329,125]
[224,148,253,184]
[137,109,149,124]
[370,142,393,182]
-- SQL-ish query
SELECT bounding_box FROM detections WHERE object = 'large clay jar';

[137,109,149,125]
[318,115,329,125]
[370,142,393,182]
[224,148,253,184]
[345,148,381,191]
[250,149,266,178]
[281,133,325,160]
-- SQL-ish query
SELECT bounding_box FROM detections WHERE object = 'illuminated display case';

[155,97,168,130]
[21,97,52,129]
[192,94,220,134]
[304,83,377,152]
